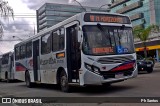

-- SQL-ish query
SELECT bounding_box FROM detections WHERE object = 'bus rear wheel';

[25,71,33,88]
[60,71,69,92]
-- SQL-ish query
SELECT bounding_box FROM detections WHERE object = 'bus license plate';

[115,73,124,78]
[147,64,151,67]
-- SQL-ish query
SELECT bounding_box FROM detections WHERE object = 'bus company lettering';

[90,15,123,23]
[40,58,56,65]
[57,60,64,63]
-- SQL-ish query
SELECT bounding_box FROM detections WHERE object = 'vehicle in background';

[0,52,15,82]
[146,56,155,66]
[137,55,154,73]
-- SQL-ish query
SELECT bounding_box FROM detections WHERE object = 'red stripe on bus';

[16,66,26,71]
[111,62,134,72]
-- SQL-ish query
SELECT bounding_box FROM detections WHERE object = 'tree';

[133,25,159,58]
[0,0,14,38]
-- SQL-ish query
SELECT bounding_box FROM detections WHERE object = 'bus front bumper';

[83,68,138,85]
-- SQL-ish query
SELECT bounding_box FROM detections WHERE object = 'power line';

[13,17,36,18]
[3,24,36,25]
[1,15,36,16]
[0,40,22,41]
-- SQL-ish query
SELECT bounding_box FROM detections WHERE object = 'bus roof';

[0,51,13,56]
[14,11,130,47]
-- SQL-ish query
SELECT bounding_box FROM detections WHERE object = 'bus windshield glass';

[82,25,134,55]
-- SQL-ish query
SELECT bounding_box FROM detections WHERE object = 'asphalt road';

[0,66,160,106]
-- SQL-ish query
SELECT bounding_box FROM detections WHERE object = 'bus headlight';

[92,66,100,75]
[84,63,100,75]
[84,63,92,71]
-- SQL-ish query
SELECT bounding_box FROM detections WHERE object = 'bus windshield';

[2,54,9,64]
[82,25,134,55]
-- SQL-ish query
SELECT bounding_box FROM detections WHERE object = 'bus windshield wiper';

[96,23,112,47]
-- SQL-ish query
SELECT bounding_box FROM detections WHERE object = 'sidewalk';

[154,62,160,68]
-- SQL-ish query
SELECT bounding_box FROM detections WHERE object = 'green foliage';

[133,25,159,42]
[0,0,14,19]
[133,25,159,58]
[0,0,14,38]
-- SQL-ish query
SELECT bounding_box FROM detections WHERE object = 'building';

[36,3,109,33]
[110,0,160,62]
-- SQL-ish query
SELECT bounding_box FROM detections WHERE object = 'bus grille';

[100,68,133,79]
[97,55,134,64]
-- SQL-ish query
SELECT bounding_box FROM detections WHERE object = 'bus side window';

[41,33,52,54]
[52,28,65,52]
[26,42,32,58]
[15,47,20,60]
[20,44,26,59]
[59,28,65,50]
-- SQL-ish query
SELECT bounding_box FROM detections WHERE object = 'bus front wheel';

[60,71,69,92]
[25,71,33,88]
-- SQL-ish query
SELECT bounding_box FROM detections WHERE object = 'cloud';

[0,0,111,53]
[22,0,69,10]
[0,19,34,53]
[22,0,111,10]
[3,19,33,32]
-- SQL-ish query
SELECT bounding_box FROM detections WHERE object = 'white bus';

[0,52,15,82]
[14,12,137,92]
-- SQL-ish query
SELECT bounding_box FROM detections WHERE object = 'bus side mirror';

[77,26,82,43]
[78,31,82,43]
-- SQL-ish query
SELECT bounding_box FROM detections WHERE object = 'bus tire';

[60,71,70,92]
[102,83,111,87]
[25,71,33,88]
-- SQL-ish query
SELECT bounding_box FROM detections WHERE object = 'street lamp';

[12,36,23,41]
[72,0,86,12]
[99,4,111,10]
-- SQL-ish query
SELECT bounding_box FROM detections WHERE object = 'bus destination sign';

[84,13,131,24]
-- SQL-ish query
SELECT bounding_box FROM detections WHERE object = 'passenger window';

[15,47,20,60]
[26,42,32,58]
[41,33,52,54]
[20,45,26,59]
[52,28,65,52]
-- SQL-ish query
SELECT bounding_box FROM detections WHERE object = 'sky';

[0,0,110,54]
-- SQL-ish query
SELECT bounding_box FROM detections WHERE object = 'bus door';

[66,23,81,83]
[33,40,40,82]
